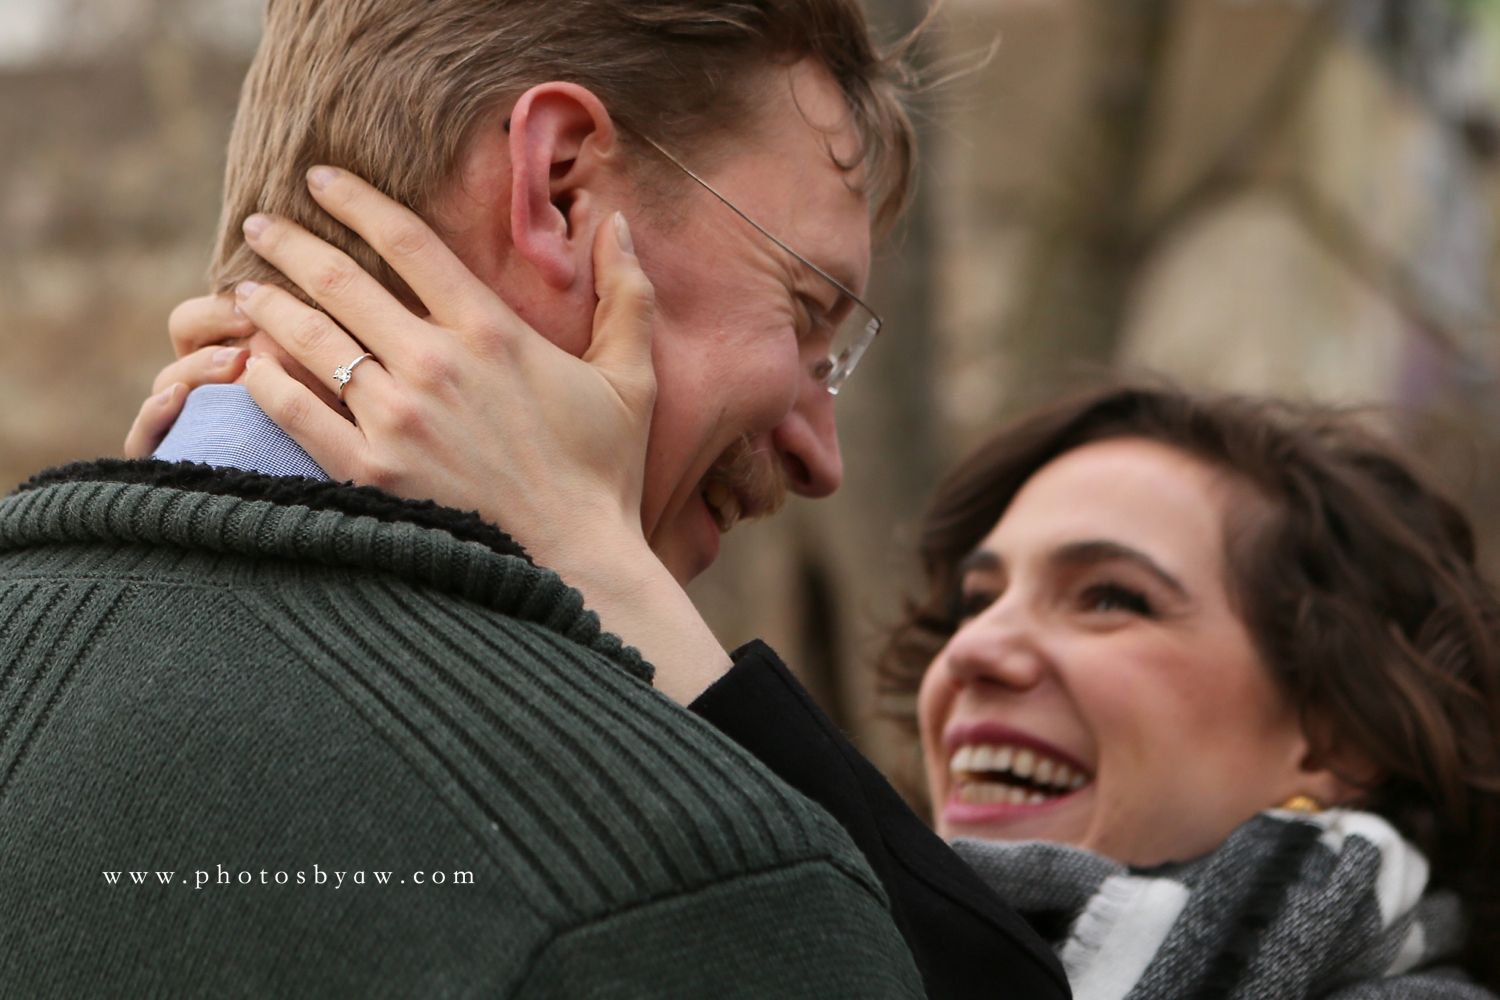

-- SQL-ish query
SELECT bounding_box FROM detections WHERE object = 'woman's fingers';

[124,382,188,459]
[241,213,417,363]
[126,345,248,457]
[234,280,396,404]
[126,341,246,458]
[151,345,249,395]
[243,354,367,481]
[168,294,255,359]
[584,214,657,413]
[302,167,501,331]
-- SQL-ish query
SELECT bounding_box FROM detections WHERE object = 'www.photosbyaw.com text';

[102,865,474,889]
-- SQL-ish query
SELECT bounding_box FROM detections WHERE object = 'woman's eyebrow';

[1051,540,1188,597]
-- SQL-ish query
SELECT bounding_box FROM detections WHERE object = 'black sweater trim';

[692,640,1071,1000]
[16,459,531,564]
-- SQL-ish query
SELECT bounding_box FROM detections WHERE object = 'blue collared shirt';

[154,384,330,481]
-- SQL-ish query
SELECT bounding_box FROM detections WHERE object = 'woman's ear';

[1294,718,1385,809]
[507,82,619,290]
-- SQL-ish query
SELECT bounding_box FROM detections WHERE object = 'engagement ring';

[333,353,374,402]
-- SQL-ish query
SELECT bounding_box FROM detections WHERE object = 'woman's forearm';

[533,526,731,705]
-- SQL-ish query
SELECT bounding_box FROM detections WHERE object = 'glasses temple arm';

[638,134,881,321]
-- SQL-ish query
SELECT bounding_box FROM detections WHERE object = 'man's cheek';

[726,343,804,429]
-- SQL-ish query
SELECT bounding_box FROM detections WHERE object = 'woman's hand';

[235,171,654,563]
[166,290,258,360]
[227,167,729,702]
[123,293,257,458]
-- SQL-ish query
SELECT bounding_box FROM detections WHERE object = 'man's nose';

[772,374,842,497]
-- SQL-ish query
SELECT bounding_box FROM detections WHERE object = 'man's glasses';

[638,135,882,395]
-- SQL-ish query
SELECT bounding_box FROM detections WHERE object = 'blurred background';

[5,0,1500,806]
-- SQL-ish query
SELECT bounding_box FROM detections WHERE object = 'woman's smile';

[941,722,1093,825]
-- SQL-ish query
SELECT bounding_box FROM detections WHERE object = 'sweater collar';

[2,459,650,684]
[16,457,528,561]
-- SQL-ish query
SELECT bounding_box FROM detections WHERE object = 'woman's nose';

[941,605,1048,691]
[772,375,842,497]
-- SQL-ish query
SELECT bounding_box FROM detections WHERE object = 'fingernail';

[307,166,339,191]
[235,280,261,300]
[245,354,260,369]
[155,385,178,404]
[212,347,242,366]
[243,214,271,240]
[614,212,635,254]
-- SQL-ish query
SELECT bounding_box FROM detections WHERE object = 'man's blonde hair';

[211,0,918,298]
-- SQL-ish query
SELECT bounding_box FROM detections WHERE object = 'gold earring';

[1279,794,1324,813]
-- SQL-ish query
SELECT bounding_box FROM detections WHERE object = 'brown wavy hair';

[883,384,1500,989]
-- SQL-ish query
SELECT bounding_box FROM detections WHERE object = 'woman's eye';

[955,589,996,622]
[1080,583,1153,617]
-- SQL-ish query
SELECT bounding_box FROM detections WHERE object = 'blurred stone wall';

[0,1,250,490]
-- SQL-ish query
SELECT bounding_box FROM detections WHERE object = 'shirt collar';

[153,384,329,481]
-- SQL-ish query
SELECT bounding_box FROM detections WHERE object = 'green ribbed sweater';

[0,474,924,999]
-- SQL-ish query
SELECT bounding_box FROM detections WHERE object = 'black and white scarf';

[954,810,1491,1000]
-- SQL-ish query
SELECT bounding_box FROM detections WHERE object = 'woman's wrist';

[531,524,731,706]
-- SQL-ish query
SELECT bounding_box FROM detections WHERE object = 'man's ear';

[507,82,619,290]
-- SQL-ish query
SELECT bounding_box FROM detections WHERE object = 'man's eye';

[1080,583,1153,617]
[797,295,835,341]
[790,296,815,341]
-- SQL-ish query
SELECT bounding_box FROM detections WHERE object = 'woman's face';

[917,437,1340,866]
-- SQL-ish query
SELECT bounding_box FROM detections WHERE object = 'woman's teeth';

[949,743,1089,806]
[703,482,742,533]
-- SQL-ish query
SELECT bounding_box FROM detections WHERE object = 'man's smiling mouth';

[703,481,743,532]
[698,435,788,535]
[948,742,1091,806]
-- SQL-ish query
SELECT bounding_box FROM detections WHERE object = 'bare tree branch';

[1131,1,1339,258]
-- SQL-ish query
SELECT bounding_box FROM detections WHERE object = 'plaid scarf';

[954,810,1487,1000]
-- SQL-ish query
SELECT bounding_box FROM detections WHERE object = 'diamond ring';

[333,353,374,403]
